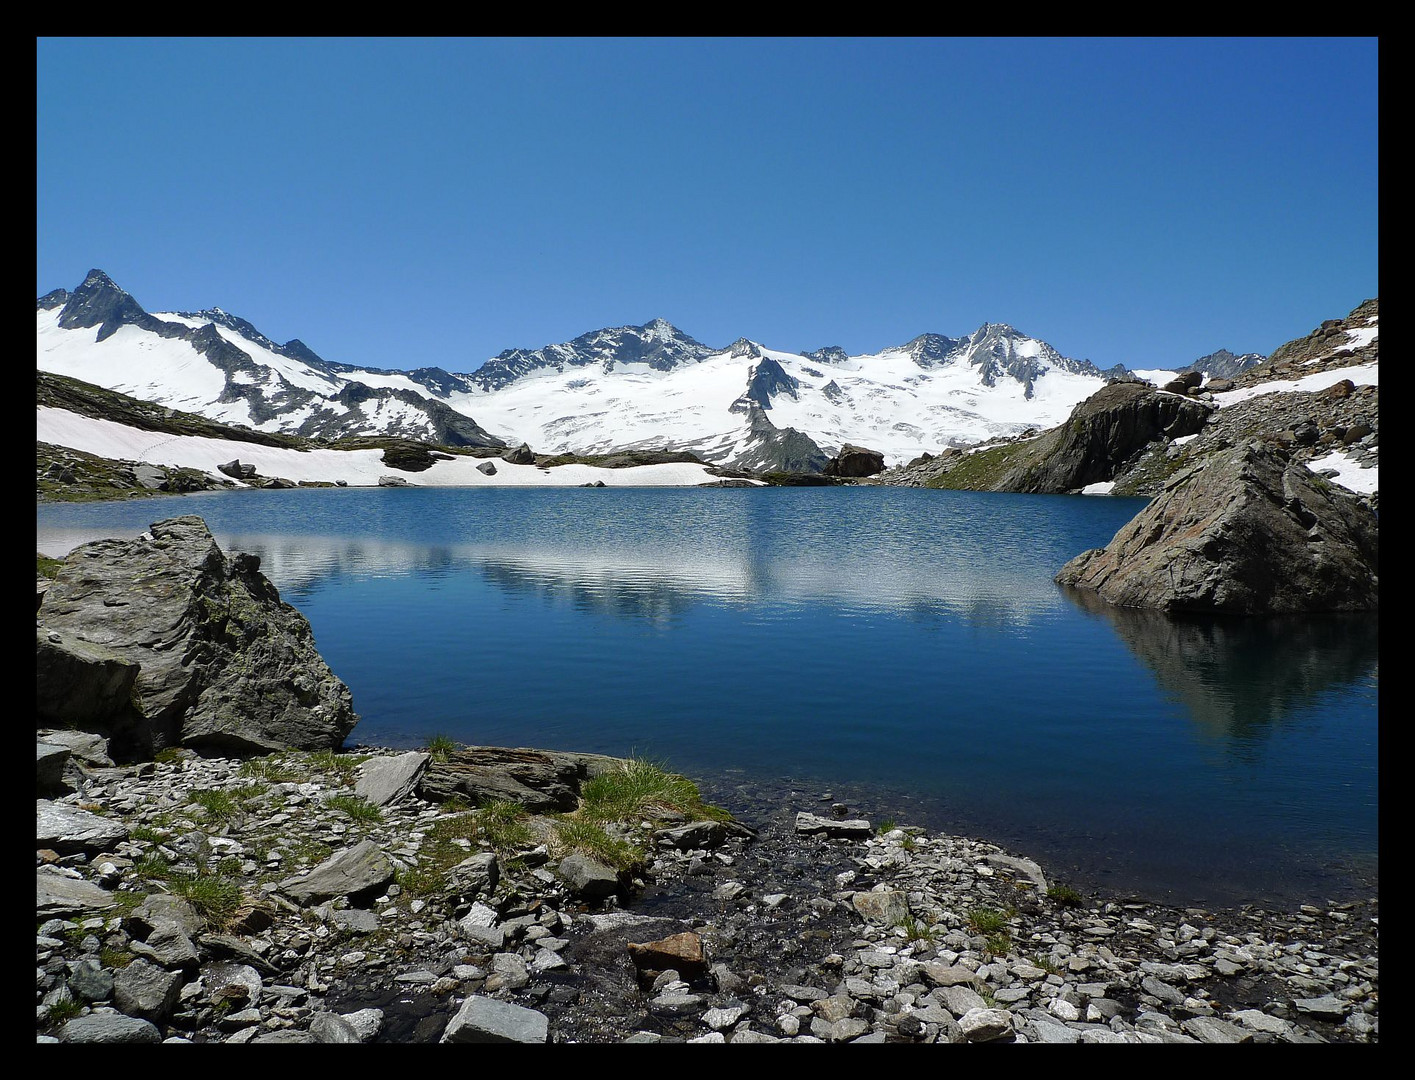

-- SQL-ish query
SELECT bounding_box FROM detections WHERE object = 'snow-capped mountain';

[37,270,1113,470]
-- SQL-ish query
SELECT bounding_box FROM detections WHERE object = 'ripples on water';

[37,487,1378,907]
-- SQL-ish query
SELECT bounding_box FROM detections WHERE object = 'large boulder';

[824,444,886,477]
[1056,440,1378,613]
[36,516,358,757]
[36,629,141,730]
[418,746,611,812]
[501,443,535,465]
[1000,381,1212,493]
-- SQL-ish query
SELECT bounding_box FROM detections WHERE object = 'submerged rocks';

[36,516,358,757]
[1056,440,1378,613]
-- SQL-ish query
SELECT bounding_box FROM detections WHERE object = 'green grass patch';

[164,873,244,929]
[894,913,939,943]
[127,825,166,844]
[37,553,66,578]
[578,757,731,825]
[984,931,1013,958]
[967,907,1013,935]
[238,755,300,782]
[426,733,458,761]
[134,854,174,882]
[324,794,383,823]
[99,946,136,969]
[922,441,1030,490]
[474,800,534,850]
[153,747,184,765]
[551,817,643,872]
[1047,884,1083,907]
[188,790,241,822]
[876,819,897,835]
[45,996,83,1026]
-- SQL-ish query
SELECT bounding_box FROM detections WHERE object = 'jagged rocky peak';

[469,318,716,390]
[56,269,151,340]
[804,345,851,365]
[1182,349,1266,379]
[734,355,799,412]
[903,333,961,367]
[37,288,69,310]
[726,337,763,359]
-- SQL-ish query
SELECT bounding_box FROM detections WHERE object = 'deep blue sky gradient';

[37,37,1378,372]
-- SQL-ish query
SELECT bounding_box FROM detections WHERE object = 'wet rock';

[795,812,871,838]
[442,996,549,1043]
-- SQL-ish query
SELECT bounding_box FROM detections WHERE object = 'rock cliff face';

[1055,440,1378,613]
[37,516,358,757]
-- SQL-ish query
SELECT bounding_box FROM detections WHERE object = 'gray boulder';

[37,516,357,757]
[37,728,115,767]
[37,800,129,854]
[476,460,498,476]
[309,1012,363,1043]
[279,839,394,905]
[556,853,620,899]
[501,443,535,465]
[37,742,70,792]
[824,443,886,477]
[35,629,140,731]
[37,867,116,919]
[354,751,430,807]
[378,475,412,487]
[112,958,182,1022]
[59,1014,162,1044]
[442,995,549,1043]
[217,459,258,480]
[1056,440,1379,613]
[418,745,599,812]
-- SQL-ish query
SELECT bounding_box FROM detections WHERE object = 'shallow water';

[37,486,1378,908]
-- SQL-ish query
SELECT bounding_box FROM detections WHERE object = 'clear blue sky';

[37,37,1378,372]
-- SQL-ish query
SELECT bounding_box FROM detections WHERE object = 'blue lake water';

[36,486,1379,909]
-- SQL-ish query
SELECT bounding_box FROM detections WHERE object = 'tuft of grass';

[188,790,240,822]
[324,794,383,823]
[304,749,363,780]
[578,757,731,825]
[475,800,533,850]
[238,756,299,782]
[1047,884,1083,907]
[37,553,66,579]
[1032,953,1062,976]
[426,734,458,762]
[984,931,1013,958]
[876,819,897,835]
[46,997,83,1026]
[128,825,166,844]
[894,913,939,943]
[967,907,1012,935]
[229,781,269,803]
[551,817,643,872]
[135,854,174,882]
[99,946,136,969]
[165,873,243,929]
[153,747,184,765]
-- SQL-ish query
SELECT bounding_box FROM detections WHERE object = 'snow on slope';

[36,406,741,488]
[1209,362,1379,407]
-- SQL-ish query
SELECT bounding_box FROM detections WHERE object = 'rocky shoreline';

[37,741,1378,1045]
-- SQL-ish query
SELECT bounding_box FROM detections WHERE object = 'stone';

[448,852,500,897]
[556,853,620,899]
[37,517,358,756]
[37,742,70,792]
[1294,994,1349,1020]
[36,728,115,768]
[1056,440,1378,612]
[331,908,382,934]
[1029,1019,1082,1043]
[126,894,203,940]
[340,1008,383,1042]
[36,800,129,855]
[957,1007,1015,1042]
[476,460,497,476]
[489,952,529,990]
[308,1012,362,1043]
[418,745,594,811]
[703,1004,749,1030]
[983,853,1049,891]
[501,443,535,465]
[35,629,141,731]
[1182,1016,1252,1043]
[1229,1008,1289,1034]
[217,459,258,480]
[934,984,989,1017]
[795,812,871,838]
[656,821,728,849]
[628,932,707,980]
[279,840,394,905]
[59,1014,162,1044]
[354,751,430,807]
[203,963,264,1008]
[66,959,114,1002]
[824,444,886,478]
[36,867,115,919]
[113,959,182,1022]
[378,475,411,487]
[442,996,549,1043]
[251,1030,317,1043]
[851,888,909,926]
[919,962,982,988]
[130,922,200,969]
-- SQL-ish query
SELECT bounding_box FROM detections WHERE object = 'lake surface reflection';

[37,486,1378,907]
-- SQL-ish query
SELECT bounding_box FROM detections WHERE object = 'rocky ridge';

[35,742,1378,1045]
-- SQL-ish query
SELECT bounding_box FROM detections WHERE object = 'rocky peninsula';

[36,517,1379,1044]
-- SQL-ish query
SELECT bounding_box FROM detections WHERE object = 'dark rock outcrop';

[998,381,1212,493]
[36,629,140,730]
[1055,440,1378,613]
[418,746,619,812]
[501,443,535,465]
[36,516,358,757]
[824,444,886,478]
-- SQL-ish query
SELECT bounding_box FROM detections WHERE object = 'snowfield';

[35,407,752,488]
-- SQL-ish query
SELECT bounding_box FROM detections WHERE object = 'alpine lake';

[36,485,1378,910]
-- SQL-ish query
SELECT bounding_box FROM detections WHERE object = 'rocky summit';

[1055,439,1378,613]
[37,516,358,758]
[34,743,1377,1044]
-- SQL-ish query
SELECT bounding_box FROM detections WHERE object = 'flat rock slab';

[556,853,619,899]
[59,1014,162,1044]
[418,746,592,812]
[442,995,549,1043]
[36,800,129,854]
[795,812,872,838]
[37,728,115,767]
[279,839,393,905]
[36,867,116,919]
[355,752,430,807]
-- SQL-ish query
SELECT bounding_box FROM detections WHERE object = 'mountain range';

[36,270,1262,473]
